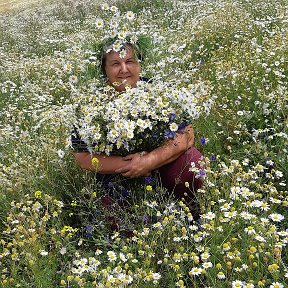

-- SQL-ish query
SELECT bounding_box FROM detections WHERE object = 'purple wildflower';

[123,141,129,149]
[164,130,176,139]
[169,112,176,121]
[85,225,93,238]
[178,122,188,133]
[121,188,130,198]
[152,133,158,139]
[143,214,149,224]
[145,175,152,184]
[196,170,206,179]
[200,137,206,145]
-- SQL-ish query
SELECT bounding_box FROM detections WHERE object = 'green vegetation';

[0,0,287,287]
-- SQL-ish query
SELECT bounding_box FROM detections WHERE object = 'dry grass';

[0,0,43,13]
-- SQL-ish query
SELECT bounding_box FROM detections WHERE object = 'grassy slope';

[0,0,45,13]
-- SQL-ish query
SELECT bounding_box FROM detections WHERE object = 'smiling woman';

[104,45,141,92]
[72,41,204,220]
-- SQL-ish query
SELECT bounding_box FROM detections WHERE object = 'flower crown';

[95,3,138,58]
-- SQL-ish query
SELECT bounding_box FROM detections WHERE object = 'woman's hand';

[114,124,194,177]
[74,125,194,177]
[115,152,152,178]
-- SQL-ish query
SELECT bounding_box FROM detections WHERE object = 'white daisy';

[189,267,203,276]
[269,213,284,222]
[232,280,244,288]
[95,18,104,29]
[69,75,78,84]
[107,251,117,262]
[269,282,284,288]
[169,122,178,132]
[217,271,225,279]
[126,11,135,21]
[101,3,109,10]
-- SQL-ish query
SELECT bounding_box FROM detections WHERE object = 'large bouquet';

[74,80,212,155]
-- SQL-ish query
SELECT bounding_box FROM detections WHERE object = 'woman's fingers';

[122,151,148,161]
[116,153,151,177]
[122,154,133,161]
[115,167,127,174]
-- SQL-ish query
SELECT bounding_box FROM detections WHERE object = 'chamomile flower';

[244,226,256,235]
[68,75,78,84]
[95,18,104,29]
[112,42,122,52]
[202,211,216,220]
[202,262,213,269]
[63,63,73,73]
[110,5,118,12]
[232,280,244,288]
[119,49,128,58]
[255,235,266,242]
[217,271,226,279]
[101,3,109,10]
[57,149,65,159]
[269,282,284,288]
[107,251,117,262]
[126,11,135,21]
[152,272,161,282]
[169,122,178,132]
[189,267,203,276]
[130,34,138,44]
[244,284,254,288]
[118,31,127,40]
[269,213,284,222]
[220,202,231,211]
[39,250,48,256]
[110,18,119,28]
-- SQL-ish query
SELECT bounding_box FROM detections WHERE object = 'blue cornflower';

[85,225,93,238]
[200,137,206,145]
[123,141,129,149]
[164,130,176,139]
[143,213,149,224]
[121,188,130,198]
[178,122,188,133]
[152,133,158,139]
[169,112,176,121]
[196,170,206,179]
[210,153,215,161]
[145,175,152,184]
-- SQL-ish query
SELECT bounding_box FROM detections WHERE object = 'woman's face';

[104,47,141,92]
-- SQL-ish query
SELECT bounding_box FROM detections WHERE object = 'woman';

[72,43,203,219]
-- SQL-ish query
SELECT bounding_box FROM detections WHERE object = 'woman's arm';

[115,125,194,177]
[73,153,130,174]
[74,124,194,176]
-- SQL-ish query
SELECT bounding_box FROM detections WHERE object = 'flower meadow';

[0,0,287,287]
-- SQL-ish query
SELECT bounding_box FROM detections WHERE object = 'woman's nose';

[120,63,128,73]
